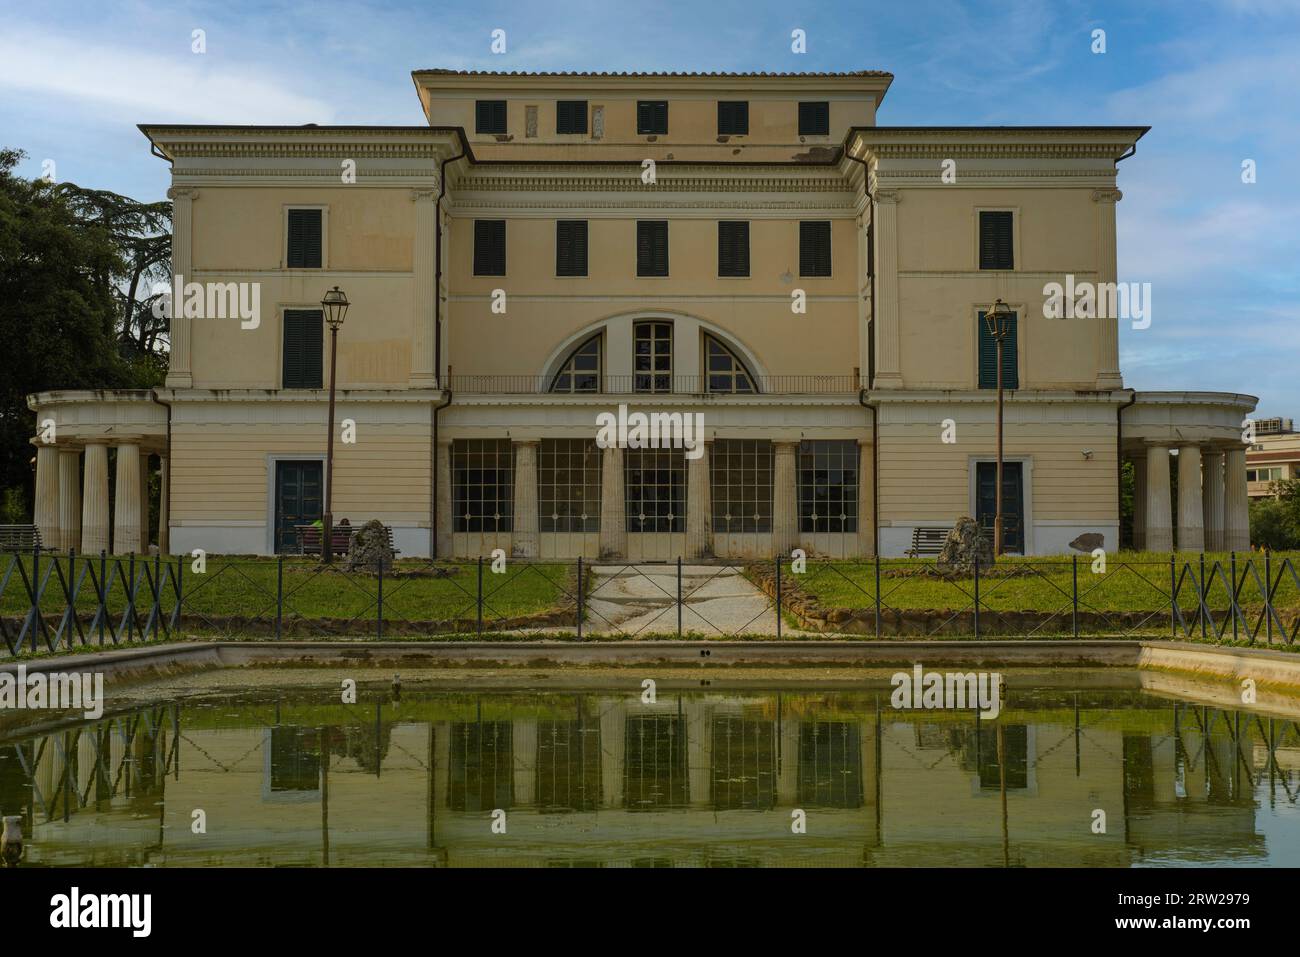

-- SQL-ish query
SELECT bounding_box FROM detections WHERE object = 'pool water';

[3,670,1299,867]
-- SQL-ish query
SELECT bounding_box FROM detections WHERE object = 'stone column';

[511,440,539,558]
[685,699,710,808]
[599,700,625,809]
[1223,447,1250,552]
[1202,450,1225,552]
[857,439,875,557]
[435,439,452,558]
[165,187,197,389]
[772,442,799,557]
[58,449,81,554]
[1144,444,1173,553]
[112,443,142,555]
[139,450,152,552]
[1092,188,1124,390]
[1131,452,1147,551]
[81,443,110,555]
[409,188,438,387]
[871,190,903,388]
[33,444,60,549]
[598,445,626,560]
[512,718,537,808]
[685,441,712,559]
[1176,445,1204,553]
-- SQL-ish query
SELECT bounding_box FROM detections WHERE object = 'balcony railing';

[444,374,862,395]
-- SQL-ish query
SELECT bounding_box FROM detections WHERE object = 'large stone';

[935,516,994,575]
[345,519,395,574]
[1068,532,1105,552]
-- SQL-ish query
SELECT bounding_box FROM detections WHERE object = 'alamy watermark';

[595,404,704,460]
[1043,274,1151,329]
[0,666,104,720]
[151,275,261,329]
[890,665,1002,720]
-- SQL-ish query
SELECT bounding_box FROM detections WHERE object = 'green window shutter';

[556,100,588,134]
[556,220,588,276]
[798,101,830,135]
[799,221,831,276]
[979,211,1014,269]
[717,101,749,135]
[283,310,323,389]
[637,221,668,276]
[637,100,668,134]
[718,221,749,277]
[474,220,506,276]
[977,311,1018,389]
[286,209,322,268]
[476,100,507,134]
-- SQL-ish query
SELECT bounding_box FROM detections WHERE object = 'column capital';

[167,186,200,202]
[1091,188,1122,204]
[874,188,902,205]
[410,187,438,203]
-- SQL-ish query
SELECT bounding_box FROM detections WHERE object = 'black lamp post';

[321,286,349,564]
[983,298,1014,557]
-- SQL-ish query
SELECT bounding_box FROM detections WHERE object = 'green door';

[275,461,323,554]
[976,461,1024,554]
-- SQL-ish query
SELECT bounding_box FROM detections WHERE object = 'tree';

[0,148,170,516]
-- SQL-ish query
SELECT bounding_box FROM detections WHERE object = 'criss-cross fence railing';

[1,550,1297,652]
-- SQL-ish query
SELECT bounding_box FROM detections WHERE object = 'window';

[798,101,830,135]
[711,715,776,811]
[625,716,688,810]
[556,100,588,134]
[799,221,832,277]
[798,722,863,808]
[539,439,601,533]
[634,321,672,392]
[637,100,668,135]
[979,210,1014,270]
[636,220,669,277]
[717,220,750,277]
[705,335,756,393]
[268,727,320,793]
[448,722,513,811]
[476,99,507,134]
[625,448,685,533]
[556,220,588,276]
[473,220,506,276]
[452,439,513,533]
[711,440,773,534]
[1249,467,1282,482]
[536,719,600,812]
[282,309,323,389]
[977,309,1019,389]
[798,439,859,533]
[549,335,601,393]
[717,100,749,135]
[286,208,322,268]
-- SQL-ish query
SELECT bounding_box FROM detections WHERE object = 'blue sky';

[3,0,1297,415]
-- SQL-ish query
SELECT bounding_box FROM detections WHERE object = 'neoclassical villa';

[28,69,1256,559]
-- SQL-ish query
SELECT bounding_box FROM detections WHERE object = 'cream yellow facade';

[27,70,1257,558]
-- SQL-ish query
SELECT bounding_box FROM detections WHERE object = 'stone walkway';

[582,564,780,636]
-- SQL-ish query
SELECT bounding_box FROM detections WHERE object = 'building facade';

[28,70,1256,558]
[1246,417,1299,499]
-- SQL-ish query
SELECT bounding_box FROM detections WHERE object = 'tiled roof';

[413,68,892,78]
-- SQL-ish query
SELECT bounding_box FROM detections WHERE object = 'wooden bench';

[906,526,950,557]
[0,524,45,551]
[295,522,401,558]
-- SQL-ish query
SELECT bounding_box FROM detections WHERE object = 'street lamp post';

[984,299,1014,558]
[321,286,350,564]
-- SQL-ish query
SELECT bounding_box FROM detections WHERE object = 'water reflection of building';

[0,695,1287,867]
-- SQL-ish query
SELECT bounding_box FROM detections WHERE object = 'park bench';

[906,526,950,557]
[295,522,400,558]
[0,524,45,552]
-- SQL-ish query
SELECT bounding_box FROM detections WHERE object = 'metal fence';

[1,549,1297,655]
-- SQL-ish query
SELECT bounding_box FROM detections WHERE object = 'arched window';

[549,335,601,393]
[705,334,757,393]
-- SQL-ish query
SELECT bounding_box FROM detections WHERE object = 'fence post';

[31,545,40,654]
[377,558,384,640]
[175,553,184,639]
[1072,554,1079,639]
[68,548,76,651]
[275,555,283,639]
[677,557,683,638]
[1264,551,1273,644]
[127,553,135,643]
[775,557,782,639]
[973,557,980,640]
[99,550,107,645]
[1199,553,1207,641]
[1230,551,1239,643]
[576,557,583,640]
[152,552,161,640]
[476,556,483,636]
[1170,555,1178,640]
[874,555,882,640]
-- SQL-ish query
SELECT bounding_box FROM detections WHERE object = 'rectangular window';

[717,221,750,277]
[799,221,832,277]
[286,208,322,268]
[977,309,1019,389]
[798,101,830,135]
[536,719,601,812]
[473,220,506,276]
[452,439,513,533]
[625,716,688,810]
[711,439,773,534]
[711,714,776,811]
[717,100,749,135]
[556,100,588,134]
[282,309,323,389]
[798,722,863,808]
[625,448,685,533]
[555,220,589,277]
[539,439,601,533]
[633,320,672,393]
[637,100,668,135]
[798,440,859,533]
[475,99,507,134]
[979,210,1014,269]
[636,220,669,277]
[448,722,513,811]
